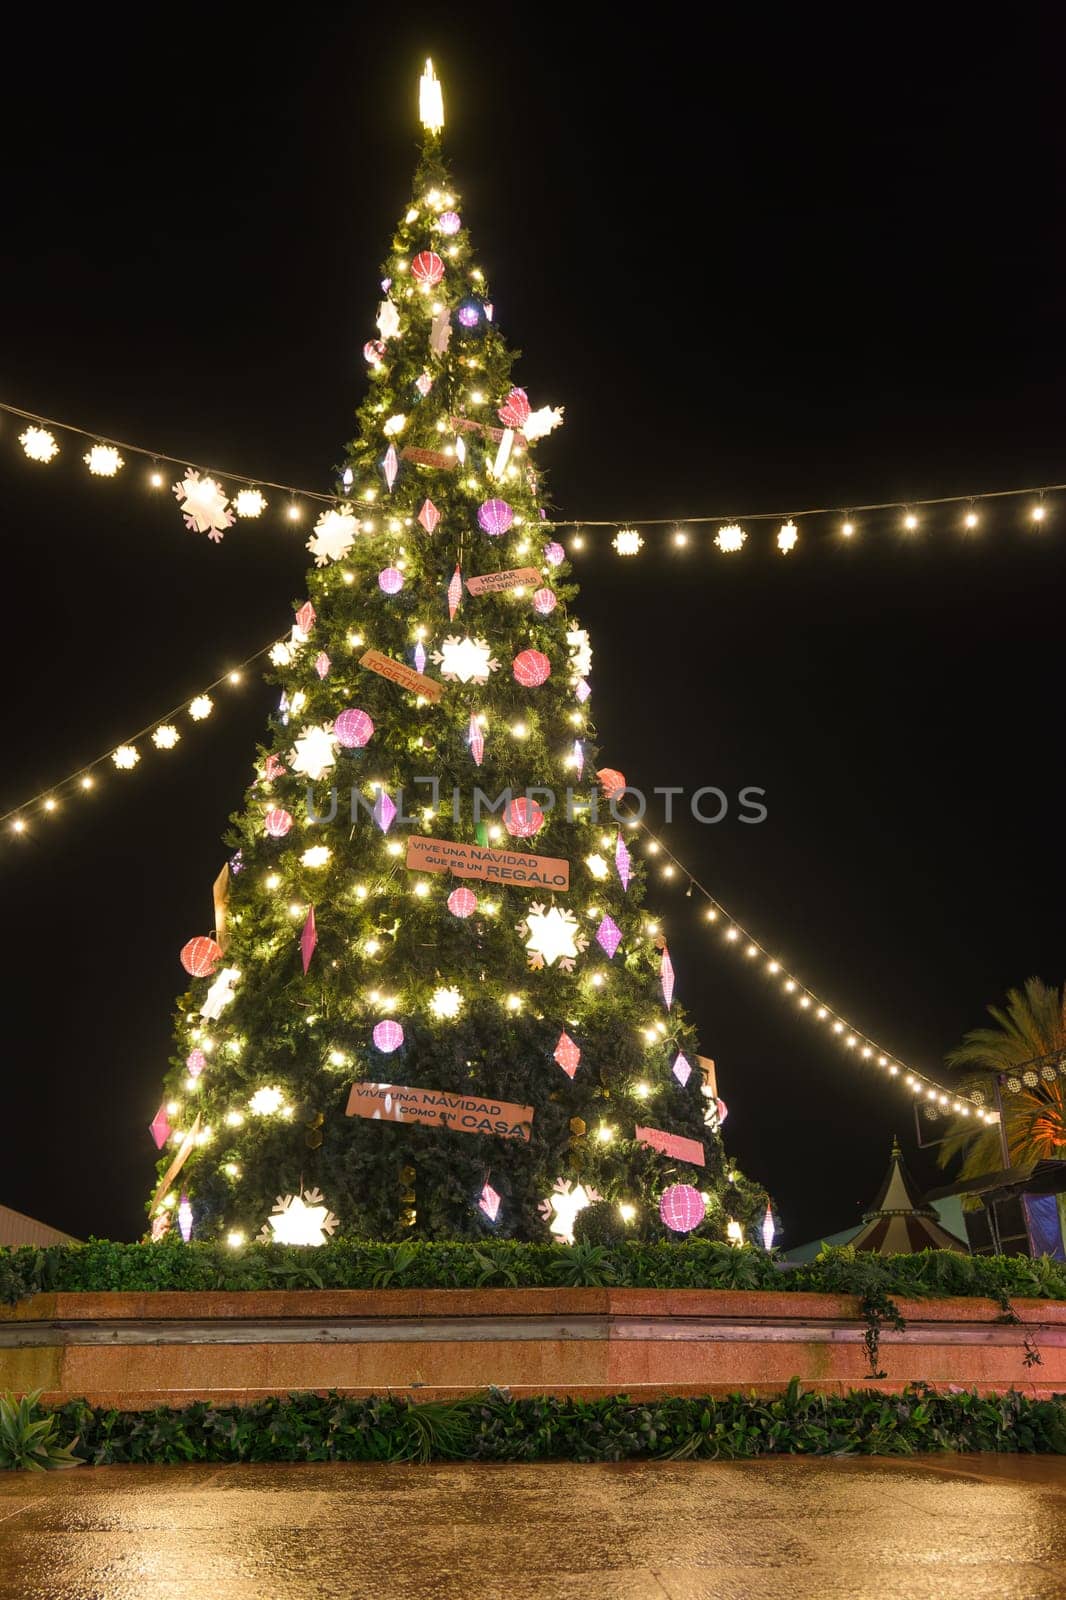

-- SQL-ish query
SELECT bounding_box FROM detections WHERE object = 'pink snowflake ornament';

[300,906,317,973]
[172,470,235,542]
[383,444,398,491]
[672,1053,692,1087]
[614,833,631,890]
[553,1032,581,1079]
[468,713,484,766]
[661,946,675,1010]
[149,1105,171,1149]
[479,1183,501,1222]
[263,754,286,782]
[373,791,397,833]
[418,499,440,534]
[448,565,463,620]
[448,887,477,918]
[315,651,331,679]
[596,914,622,959]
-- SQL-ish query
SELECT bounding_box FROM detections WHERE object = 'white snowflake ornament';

[377,299,401,340]
[269,641,294,667]
[431,635,499,685]
[152,725,180,750]
[188,695,214,721]
[521,405,565,442]
[19,427,58,463]
[200,965,240,1021]
[172,470,235,542]
[258,1187,339,1247]
[566,627,593,680]
[111,744,139,770]
[235,488,268,518]
[517,903,588,972]
[540,1179,599,1245]
[84,445,124,476]
[289,724,338,781]
[307,507,358,567]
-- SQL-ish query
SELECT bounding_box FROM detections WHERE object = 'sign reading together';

[406,834,570,890]
[360,649,443,702]
[346,1081,533,1142]
[634,1126,706,1167]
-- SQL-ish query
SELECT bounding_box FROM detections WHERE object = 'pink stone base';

[3,1289,1065,1407]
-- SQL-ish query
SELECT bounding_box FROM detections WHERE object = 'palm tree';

[938,977,1066,1180]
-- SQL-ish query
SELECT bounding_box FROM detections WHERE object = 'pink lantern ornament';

[660,1184,706,1235]
[513,649,551,687]
[334,709,374,749]
[477,498,514,536]
[504,797,545,838]
[363,339,386,365]
[186,1048,206,1078]
[265,807,293,838]
[498,387,531,429]
[544,542,565,566]
[532,587,557,615]
[438,211,462,236]
[597,768,626,799]
[180,937,222,977]
[373,1019,404,1053]
[378,566,404,594]
[411,250,445,286]
[448,887,477,918]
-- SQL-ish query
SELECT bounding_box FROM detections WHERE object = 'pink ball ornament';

[186,1048,206,1078]
[597,768,627,800]
[544,542,565,566]
[411,250,444,286]
[363,340,386,365]
[457,304,480,328]
[512,649,551,687]
[438,211,461,235]
[334,709,374,749]
[532,587,557,615]
[373,1019,404,1053]
[180,937,223,978]
[504,797,545,838]
[448,887,478,918]
[378,567,404,594]
[477,498,514,536]
[498,387,531,429]
[264,807,294,838]
[660,1184,706,1235]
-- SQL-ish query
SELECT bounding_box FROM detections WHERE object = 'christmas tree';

[149,63,767,1250]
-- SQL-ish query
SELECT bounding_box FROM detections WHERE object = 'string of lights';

[4,397,1064,561]
[616,804,998,1123]
[0,642,276,841]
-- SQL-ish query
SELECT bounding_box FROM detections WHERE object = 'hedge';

[4,1238,1066,1305]
[6,1383,1065,1468]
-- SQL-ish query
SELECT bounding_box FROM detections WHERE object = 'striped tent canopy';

[851,1139,968,1254]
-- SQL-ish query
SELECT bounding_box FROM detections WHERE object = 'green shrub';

[0,1391,83,1472]
[573,1201,629,1247]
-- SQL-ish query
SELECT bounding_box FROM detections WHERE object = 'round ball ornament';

[477,498,513,536]
[498,387,531,429]
[334,709,374,749]
[411,250,444,286]
[504,796,545,838]
[660,1184,706,1235]
[438,211,461,236]
[186,1048,206,1077]
[447,887,478,918]
[532,587,557,615]
[373,1019,405,1053]
[363,340,386,366]
[513,648,551,687]
[544,542,565,566]
[596,768,627,800]
[457,303,480,328]
[180,936,223,978]
[378,567,404,594]
[264,807,294,838]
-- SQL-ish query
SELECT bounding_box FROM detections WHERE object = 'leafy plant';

[548,1243,619,1287]
[0,1391,83,1472]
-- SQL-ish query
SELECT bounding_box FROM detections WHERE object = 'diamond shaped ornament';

[615,834,631,890]
[479,1183,501,1222]
[661,946,675,1010]
[672,1052,692,1087]
[553,1032,581,1079]
[596,914,622,959]
[373,791,397,833]
[448,565,463,620]
[383,445,398,491]
[300,907,317,973]
[418,499,440,534]
[149,1105,171,1149]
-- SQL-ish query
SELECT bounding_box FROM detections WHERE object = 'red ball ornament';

[448,887,477,918]
[180,936,223,978]
[660,1184,706,1235]
[498,387,531,429]
[532,587,557,615]
[264,807,293,838]
[363,340,386,365]
[411,250,445,286]
[504,797,545,838]
[596,767,627,799]
[512,649,551,687]
[334,709,374,749]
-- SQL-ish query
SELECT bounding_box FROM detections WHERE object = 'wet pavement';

[2,1454,1066,1599]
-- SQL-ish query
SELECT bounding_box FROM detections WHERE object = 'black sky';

[2,6,1065,1246]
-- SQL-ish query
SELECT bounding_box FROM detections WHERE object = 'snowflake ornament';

[19,427,59,462]
[84,444,124,476]
[377,299,401,340]
[235,488,268,518]
[111,744,139,770]
[289,724,338,781]
[258,1188,339,1247]
[269,641,294,667]
[200,965,240,1021]
[300,845,331,868]
[307,506,358,567]
[540,1179,600,1245]
[188,695,213,721]
[432,635,500,685]
[521,405,565,442]
[152,724,180,750]
[777,519,799,554]
[517,903,588,971]
[566,627,593,680]
[715,523,747,554]
[429,985,464,1019]
[172,470,235,542]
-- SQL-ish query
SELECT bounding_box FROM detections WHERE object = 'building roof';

[850,1139,967,1254]
[0,1203,78,1247]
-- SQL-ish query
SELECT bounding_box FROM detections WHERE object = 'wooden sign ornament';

[360,649,443,702]
[346,1082,533,1142]
[466,567,541,596]
[406,834,570,890]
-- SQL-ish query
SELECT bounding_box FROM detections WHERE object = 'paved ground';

[3,1454,1066,1598]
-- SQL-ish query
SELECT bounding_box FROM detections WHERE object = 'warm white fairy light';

[188,695,213,721]
[613,527,643,556]
[1031,502,1047,523]
[235,488,267,518]
[903,511,919,531]
[249,1087,284,1116]
[429,985,464,1020]
[111,744,139,770]
[84,444,124,476]
[152,724,180,750]
[776,519,799,554]
[715,523,746,553]
[300,845,331,869]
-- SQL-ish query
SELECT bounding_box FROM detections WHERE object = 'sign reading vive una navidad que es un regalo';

[346,1082,534,1142]
[405,835,570,890]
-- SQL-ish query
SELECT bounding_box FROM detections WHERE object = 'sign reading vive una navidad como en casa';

[346,1082,534,1142]
[406,835,570,890]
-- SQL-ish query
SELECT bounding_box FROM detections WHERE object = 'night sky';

[3,8,1065,1247]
